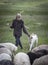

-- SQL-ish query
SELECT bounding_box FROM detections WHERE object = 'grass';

[0,0,48,53]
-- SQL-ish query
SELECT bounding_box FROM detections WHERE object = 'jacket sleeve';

[10,20,14,28]
[22,22,30,37]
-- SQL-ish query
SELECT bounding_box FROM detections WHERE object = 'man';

[10,13,30,49]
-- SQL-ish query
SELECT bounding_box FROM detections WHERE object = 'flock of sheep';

[0,33,48,65]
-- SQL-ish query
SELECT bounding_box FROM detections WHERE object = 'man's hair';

[16,13,21,17]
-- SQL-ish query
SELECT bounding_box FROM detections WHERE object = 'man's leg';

[15,36,19,47]
[19,37,23,49]
[15,36,23,49]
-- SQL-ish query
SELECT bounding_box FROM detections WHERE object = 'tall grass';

[0,0,48,52]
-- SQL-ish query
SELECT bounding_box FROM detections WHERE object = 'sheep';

[0,42,17,54]
[0,53,12,61]
[27,51,48,65]
[14,52,31,65]
[33,55,48,65]
[0,60,14,65]
[0,47,12,56]
[28,33,38,51]
[32,44,48,53]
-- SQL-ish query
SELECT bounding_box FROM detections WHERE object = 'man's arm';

[10,20,14,29]
[22,22,30,37]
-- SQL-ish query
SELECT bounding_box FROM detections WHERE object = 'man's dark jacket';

[10,19,29,37]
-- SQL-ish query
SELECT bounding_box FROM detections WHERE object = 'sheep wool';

[32,45,48,53]
[0,47,12,56]
[0,42,17,53]
[0,53,12,61]
[0,60,14,65]
[33,55,48,65]
[14,52,31,65]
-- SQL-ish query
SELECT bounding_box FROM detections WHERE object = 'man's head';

[16,13,22,20]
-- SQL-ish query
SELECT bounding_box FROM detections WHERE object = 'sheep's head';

[28,35,33,44]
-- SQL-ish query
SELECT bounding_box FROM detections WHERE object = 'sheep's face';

[30,33,35,40]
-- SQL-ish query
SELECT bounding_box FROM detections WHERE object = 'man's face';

[16,16,21,20]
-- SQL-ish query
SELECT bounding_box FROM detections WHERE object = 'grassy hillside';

[0,0,48,53]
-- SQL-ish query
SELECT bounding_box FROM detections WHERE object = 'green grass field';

[0,0,48,53]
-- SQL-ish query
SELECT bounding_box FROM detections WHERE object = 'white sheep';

[0,42,17,54]
[32,44,48,53]
[0,47,12,56]
[0,53,12,61]
[29,33,38,51]
[33,55,48,65]
[14,52,31,65]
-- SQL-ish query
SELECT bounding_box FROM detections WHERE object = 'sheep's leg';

[36,38,38,47]
[29,42,34,51]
